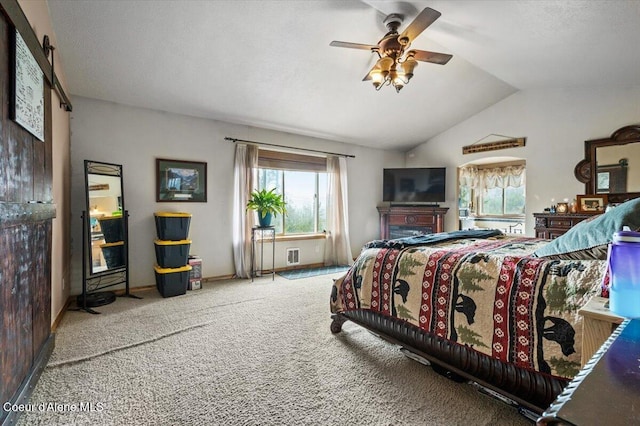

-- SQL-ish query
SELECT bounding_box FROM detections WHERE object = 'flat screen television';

[383,167,446,204]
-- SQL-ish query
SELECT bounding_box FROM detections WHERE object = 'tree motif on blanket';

[548,356,580,378]
[546,262,589,313]
[457,324,489,349]
[457,263,494,293]
[396,304,416,321]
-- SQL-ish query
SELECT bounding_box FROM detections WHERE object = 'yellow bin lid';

[100,241,124,248]
[154,264,192,274]
[154,239,191,245]
[155,212,192,218]
[98,216,123,221]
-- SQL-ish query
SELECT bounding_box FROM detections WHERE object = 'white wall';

[406,86,640,234]
[70,97,403,293]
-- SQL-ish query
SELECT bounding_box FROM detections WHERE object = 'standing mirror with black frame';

[79,160,137,313]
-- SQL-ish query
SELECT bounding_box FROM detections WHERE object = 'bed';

[329,198,640,414]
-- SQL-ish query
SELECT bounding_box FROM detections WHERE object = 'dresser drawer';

[533,213,591,240]
[388,214,436,226]
[548,218,574,229]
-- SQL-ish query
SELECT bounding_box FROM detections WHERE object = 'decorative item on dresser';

[533,212,593,239]
[555,202,569,214]
[576,194,608,213]
[377,205,448,239]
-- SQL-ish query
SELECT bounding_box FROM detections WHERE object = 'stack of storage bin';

[98,215,125,268]
[154,212,192,298]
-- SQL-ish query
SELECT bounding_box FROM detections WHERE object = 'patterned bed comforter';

[330,235,607,379]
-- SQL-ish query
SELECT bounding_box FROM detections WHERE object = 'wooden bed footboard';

[331,310,568,414]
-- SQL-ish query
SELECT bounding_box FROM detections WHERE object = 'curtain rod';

[225,137,355,158]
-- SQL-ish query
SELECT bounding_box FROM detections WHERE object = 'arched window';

[458,159,526,234]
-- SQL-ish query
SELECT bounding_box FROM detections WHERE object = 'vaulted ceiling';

[47,0,640,151]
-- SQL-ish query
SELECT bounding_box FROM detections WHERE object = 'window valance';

[459,164,526,191]
[258,149,327,172]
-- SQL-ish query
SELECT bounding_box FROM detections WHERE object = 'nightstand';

[578,296,624,366]
[537,319,640,426]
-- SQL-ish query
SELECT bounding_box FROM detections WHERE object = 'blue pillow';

[533,197,640,259]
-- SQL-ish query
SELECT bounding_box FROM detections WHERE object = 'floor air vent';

[286,248,300,266]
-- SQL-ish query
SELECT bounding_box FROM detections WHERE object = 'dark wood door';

[0,11,54,419]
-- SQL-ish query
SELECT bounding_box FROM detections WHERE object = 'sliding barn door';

[0,10,54,421]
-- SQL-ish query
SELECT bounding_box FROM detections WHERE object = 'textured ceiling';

[47,0,640,151]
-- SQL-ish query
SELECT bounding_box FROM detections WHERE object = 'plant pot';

[258,212,272,228]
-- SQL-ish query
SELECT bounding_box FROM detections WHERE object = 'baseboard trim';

[1,334,54,426]
[52,296,73,332]
[72,274,238,297]
[67,264,327,300]
[114,285,155,294]
[204,274,235,282]
[273,262,325,272]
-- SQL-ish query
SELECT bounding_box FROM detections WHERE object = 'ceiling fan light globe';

[393,74,406,86]
[377,56,394,72]
[402,57,418,76]
[370,70,384,84]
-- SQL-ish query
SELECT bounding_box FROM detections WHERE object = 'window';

[481,185,525,215]
[459,161,526,218]
[257,150,327,235]
[458,184,472,210]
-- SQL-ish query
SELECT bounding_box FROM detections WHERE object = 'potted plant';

[246,188,286,227]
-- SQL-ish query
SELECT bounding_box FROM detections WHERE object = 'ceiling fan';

[330,7,452,92]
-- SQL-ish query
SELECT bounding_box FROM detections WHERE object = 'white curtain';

[459,166,480,189]
[232,144,258,278]
[324,156,353,266]
[459,165,525,191]
[481,165,526,190]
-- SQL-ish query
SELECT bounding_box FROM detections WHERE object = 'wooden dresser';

[377,206,448,239]
[533,212,593,239]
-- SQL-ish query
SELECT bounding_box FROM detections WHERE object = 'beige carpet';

[18,273,532,425]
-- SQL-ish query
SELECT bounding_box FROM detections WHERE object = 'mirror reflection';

[85,162,125,274]
[595,143,640,193]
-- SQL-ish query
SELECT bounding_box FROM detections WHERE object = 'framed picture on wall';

[12,29,45,141]
[577,194,608,213]
[156,158,207,202]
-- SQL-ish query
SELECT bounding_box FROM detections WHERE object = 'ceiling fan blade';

[398,7,441,43]
[330,41,378,51]
[411,49,452,65]
[363,66,375,81]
